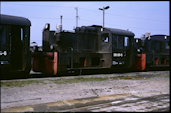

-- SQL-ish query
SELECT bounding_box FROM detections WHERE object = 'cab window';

[102,33,109,43]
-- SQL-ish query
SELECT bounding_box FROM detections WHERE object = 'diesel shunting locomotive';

[134,35,170,70]
[32,24,137,75]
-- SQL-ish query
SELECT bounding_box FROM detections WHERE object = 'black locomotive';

[0,14,31,78]
[134,35,170,70]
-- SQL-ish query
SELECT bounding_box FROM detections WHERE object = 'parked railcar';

[134,35,170,71]
[32,24,136,75]
[144,35,170,69]
[0,14,31,78]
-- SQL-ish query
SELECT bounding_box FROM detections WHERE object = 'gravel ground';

[1,71,170,109]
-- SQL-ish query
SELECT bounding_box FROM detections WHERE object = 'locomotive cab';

[75,25,136,71]
[0,14,31,77]
[105,27,136,71]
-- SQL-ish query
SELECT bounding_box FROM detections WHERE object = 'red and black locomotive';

[0,14,31,78]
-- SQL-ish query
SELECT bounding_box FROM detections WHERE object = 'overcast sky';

[1,1,169,46]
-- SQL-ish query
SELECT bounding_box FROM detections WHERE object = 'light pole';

[75,7,78,27]
[99,6,110,28]
[60,15,63,32]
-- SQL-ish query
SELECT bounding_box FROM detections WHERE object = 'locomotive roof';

[150,34,169,37]
[0,14,31,26]
[145,35,169,41]
[90,25,135,37]
[150,35,169,40]
[106,28,135,37]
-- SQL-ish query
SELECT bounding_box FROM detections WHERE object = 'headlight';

[50,45,54,50]
[137,49,140,52]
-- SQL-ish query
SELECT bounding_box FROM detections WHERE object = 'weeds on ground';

[1,73,168,87]
[0,80,45,87]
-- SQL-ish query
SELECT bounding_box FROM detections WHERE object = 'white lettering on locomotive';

[0,51,7,56]
[113,53,123,57]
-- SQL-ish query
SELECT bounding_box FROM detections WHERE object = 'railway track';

[2,94,169,112]
[55,94,170,112]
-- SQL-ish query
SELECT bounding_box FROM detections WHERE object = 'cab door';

[112,35,134,68]
[11,26,24,70]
